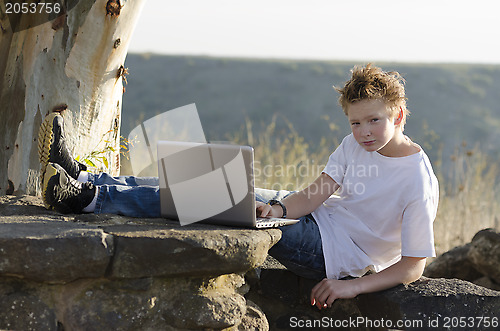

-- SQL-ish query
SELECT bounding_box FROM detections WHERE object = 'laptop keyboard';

[256,217,298,228]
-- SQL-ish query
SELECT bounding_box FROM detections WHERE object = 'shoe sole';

[38,113,58,184]
[41,163,58,210]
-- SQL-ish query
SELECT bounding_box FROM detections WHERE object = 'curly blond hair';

[336,63,409,126]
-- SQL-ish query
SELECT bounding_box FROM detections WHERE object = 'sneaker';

[38,113,87,180]
[42,163,96,213]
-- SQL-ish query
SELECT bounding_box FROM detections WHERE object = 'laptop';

[157,141,300,228]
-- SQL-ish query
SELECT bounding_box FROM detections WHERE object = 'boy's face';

[347,99,399,154]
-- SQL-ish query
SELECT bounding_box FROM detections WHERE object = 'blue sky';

[129,0,500,64]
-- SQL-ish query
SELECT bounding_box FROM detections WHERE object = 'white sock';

[82,187,99,213]
[77,171,89,183]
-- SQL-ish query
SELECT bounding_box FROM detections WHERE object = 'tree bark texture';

[0,0,147,195]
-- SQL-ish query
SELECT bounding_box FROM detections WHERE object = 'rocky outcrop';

[423,243,483,281]
[425,228,500,291]
[248,257,500,331]
[2,195,500,330]
[468,229,500,284]
[0,195,279,330]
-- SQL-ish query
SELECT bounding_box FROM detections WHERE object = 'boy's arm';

[257,173,339,219]
[310,256,426,309]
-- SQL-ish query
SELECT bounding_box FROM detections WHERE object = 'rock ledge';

[0,195,279,330]
[2,195,500,330]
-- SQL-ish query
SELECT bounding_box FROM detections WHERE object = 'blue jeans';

[256,193,326,280]
[88,173,161,218]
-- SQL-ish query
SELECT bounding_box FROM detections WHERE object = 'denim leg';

[88,172,159,187]
[94,184,161,218]
[255,192,325,279]
[269,214,326,280]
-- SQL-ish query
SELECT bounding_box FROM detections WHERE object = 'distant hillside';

[122,54,500,163]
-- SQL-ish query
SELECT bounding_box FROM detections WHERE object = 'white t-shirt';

[311,134,439,279]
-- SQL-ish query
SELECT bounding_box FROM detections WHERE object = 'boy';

[39,64,438,310]
[256,63,438,309]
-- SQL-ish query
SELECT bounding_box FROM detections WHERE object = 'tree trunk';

[0,0,147,195]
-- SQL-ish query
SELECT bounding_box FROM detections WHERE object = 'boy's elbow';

[405,269,424,284]
[401,256,426,284]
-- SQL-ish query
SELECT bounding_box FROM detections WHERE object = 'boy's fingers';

[310,289,317,306]
[255,202,265,216]
[256,204,270,217]
[312,279,340,309]
[311,278,328,308]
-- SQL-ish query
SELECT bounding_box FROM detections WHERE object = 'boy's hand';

[256,201,282,218]
[310,279,359,309]
[310,257,426,310]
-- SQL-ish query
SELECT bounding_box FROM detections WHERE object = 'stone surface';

[473,276,500,291]
[54,275,248,330]
[103,223,279,278]
[247,265,366,331]
[423,228,500,293]
[249,260,500,331]
[3,195,500,330]
[0,274,258,331]
[0,195,277,330]
[0,278,59,331]
[468,228,500,284]
[357,277,500,329]
[424,243,483,281]
[0,195,281,283]
[0,219,114,283]
[238,300,269,331]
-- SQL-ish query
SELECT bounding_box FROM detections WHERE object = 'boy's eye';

[351,122,360,126]
[371,118,379,122]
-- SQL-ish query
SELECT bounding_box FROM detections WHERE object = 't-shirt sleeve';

[322,135,352,186]
[401,196,437,257]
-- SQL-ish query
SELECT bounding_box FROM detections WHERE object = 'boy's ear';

[394,107,404,125]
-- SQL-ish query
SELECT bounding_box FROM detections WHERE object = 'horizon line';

[126,52,500,67]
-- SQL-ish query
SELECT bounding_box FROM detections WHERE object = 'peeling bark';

[0,0,147,195]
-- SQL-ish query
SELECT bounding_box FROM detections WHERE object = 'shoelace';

[53,175,83,204]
